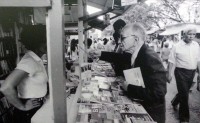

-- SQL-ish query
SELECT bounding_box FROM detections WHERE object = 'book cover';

[121,113,154,122]
[123,67,145,88]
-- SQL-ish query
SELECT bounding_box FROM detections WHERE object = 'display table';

[32,62,155,123]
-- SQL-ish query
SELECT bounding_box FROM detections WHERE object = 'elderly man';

[168,29,200,123]
[121,23,167,123]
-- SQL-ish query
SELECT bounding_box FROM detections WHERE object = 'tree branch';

[147,15,183,23]
[151,9,184,23]
[161,0,184,22]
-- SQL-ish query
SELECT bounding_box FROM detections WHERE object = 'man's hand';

[167,62,174,83]
[89,50,101,58]
[21,99,41,111]
[121,81,129,91]
[167,73,172,83]
[116,76,125,83]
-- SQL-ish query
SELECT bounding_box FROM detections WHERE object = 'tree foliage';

[121,0,200,29]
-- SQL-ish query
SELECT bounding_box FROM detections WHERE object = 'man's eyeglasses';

[120,35,139,42]
[187,33,196,36]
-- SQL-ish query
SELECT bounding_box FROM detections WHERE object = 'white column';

[78,0,85,64]
[46,0,67,122]
[83,0,88,62]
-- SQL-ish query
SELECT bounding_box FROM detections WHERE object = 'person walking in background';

[164,35,174,49]
[70,39,79,61]
[84,38,94,63]
[168,29,200,123]
[161,43,171,67]
[103,38,109,46]
[189,38,200,92]
[120,23,167,123]
[195,38,200,91]
[0,25,48,123]
[173,34,180,45]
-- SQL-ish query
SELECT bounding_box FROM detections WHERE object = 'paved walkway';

[166,76,200,123]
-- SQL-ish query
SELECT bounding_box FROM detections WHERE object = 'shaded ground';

[166,76,200,123]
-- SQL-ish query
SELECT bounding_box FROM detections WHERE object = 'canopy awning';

[0,0,51,7]
[65,0,135,31]
[0,0,139,31]
[159,23,200,35]
[147,27,160,34]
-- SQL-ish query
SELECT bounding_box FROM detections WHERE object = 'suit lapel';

[134,44,147,68]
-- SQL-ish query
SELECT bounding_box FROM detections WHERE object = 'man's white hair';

[127,22,147,41]
[183,28,197,34]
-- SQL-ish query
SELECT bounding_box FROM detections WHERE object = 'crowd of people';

[1,18,200,123]
[65,37,118,62]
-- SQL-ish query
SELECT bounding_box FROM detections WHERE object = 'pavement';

[165,76,200,123]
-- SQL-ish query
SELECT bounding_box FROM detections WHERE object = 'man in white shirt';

[164,35,174,49]
[168,29,200,123]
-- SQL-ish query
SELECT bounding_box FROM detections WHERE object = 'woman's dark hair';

[83,38,93,48]
[71,39,78,52]
[113,19,126,31]
[112,19,126,46]
[20,25,46,52]
[164,43,169,48]
[87,38,92,48]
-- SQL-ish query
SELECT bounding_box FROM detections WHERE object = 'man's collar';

[131,43,144,66]
[181,40,194,45]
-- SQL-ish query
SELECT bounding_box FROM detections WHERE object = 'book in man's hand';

[123,67,145,88]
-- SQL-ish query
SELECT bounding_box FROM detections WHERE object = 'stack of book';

[76,75,156,123]
[92,62,115,77]
[76,103,155,123]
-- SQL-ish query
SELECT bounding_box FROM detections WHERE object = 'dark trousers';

[13,106,42,123]
[13,98,44,123]
[144,102,166,123]
[171,68,195,122]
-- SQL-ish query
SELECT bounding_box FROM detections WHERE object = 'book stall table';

[31,61,156,123]
[76,61,156,123]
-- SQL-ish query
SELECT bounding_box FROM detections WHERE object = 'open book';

[123,67,145,88]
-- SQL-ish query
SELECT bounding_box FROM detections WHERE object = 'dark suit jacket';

[99,44,167,106]
[127,44,167,107]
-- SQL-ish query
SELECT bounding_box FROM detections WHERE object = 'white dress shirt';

[16,51,48,98]
[131,44,143,67]
[169,40,200,69]
[164,40,174,49]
